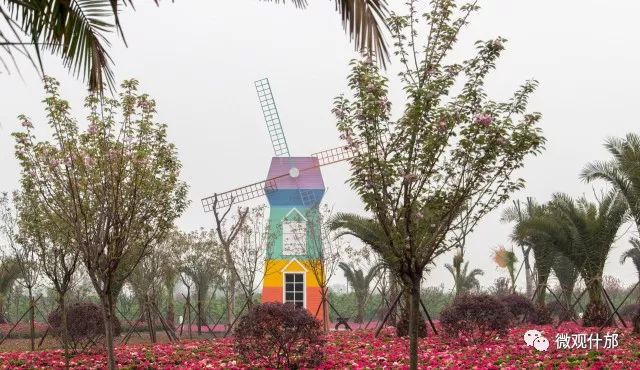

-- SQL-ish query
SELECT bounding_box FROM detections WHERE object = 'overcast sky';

[2,1,640,291]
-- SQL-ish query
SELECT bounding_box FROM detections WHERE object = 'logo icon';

[533,336,550,351]
[524,329,549,351]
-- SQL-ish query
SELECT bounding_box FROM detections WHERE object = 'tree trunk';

[521,246,533,298]
[559,288,575,323]
[408,277,421,370]
[535,274,550,307]
[165,281,175,330]
[186,289,192,339]
[196,288,204,335]
[583,277,611,327]
[28,289,35,351]
[355,293,365,323]
[101,292,117,370]
[388,273,398,326]
[226,278,236,328]
[58,294,70,369]
[137,296,147,321]
[146,300,157,343]
[0,295,8,324]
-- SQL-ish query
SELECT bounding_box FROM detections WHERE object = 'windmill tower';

[202,78,358,322]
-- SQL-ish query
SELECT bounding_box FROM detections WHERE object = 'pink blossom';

[403,173,418,183]
[20,119,34,129]
[474,113,494,127]
[84,156,95,167]
[436,120,448,132]
[88,122,99,135]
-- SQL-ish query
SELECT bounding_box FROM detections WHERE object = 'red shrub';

[234,302,325,369]
[440,294,512,344]
[48,302,121,351]
[498,294,535,323]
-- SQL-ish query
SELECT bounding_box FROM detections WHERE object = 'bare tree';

[212,200,249,327]
[127,249,164,342]
[297,204,344,331]
[179,229,224,335]
[232,206,277,311]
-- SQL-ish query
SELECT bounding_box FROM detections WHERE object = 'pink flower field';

[0,324,639,369]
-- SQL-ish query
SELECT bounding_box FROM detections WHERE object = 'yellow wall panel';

[262,259,324,288]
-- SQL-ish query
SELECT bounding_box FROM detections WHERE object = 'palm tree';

[510,199,559,309]
[620,238,640,333]
[444,252,483,296]
[1,0,389,91]
[338,262,382,323]
[329,213,421,334]
[620,238,640,284]
[501,198,538,296]
[518,192,627,327]
[551,253,579,322]
[582,134,640,233]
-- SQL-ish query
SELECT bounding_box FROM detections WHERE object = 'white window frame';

[282,220,306,256]
[282,272,306,309]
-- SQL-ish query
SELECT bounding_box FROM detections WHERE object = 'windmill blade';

[203,144,362,211]
[255,78,290,157]
[311,145,360,166]
[202,178,279,212]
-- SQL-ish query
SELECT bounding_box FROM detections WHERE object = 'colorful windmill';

[202,78,357,322]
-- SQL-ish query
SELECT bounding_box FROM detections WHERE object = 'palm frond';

[260,0,389,66]
[363,262,382,285]
[334,0,389,67]
[3,0,117,91]
[620,238,640,279]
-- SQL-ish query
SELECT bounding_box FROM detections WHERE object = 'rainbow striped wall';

[261,157,326,321]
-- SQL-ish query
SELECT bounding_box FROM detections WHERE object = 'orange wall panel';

[261,286,282,303]
[260,285,325,322]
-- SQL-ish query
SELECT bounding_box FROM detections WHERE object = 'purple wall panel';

[266,157,325,190]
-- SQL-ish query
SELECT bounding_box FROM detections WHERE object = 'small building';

[260,157,326,321]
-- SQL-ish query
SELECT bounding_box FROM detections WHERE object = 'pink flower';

[20,119,34,129]
[436,120,448,132]
[88,122,99,135]
[84,156,95,167]
[474,113,494,127]
[403,173,418,183]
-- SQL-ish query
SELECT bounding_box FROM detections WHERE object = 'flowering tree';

[13,77,188,370]
[332,1,545,367]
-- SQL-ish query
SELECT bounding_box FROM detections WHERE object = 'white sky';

[1,0,640,291]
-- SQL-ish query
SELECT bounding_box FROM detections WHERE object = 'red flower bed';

[0,323,639,369]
